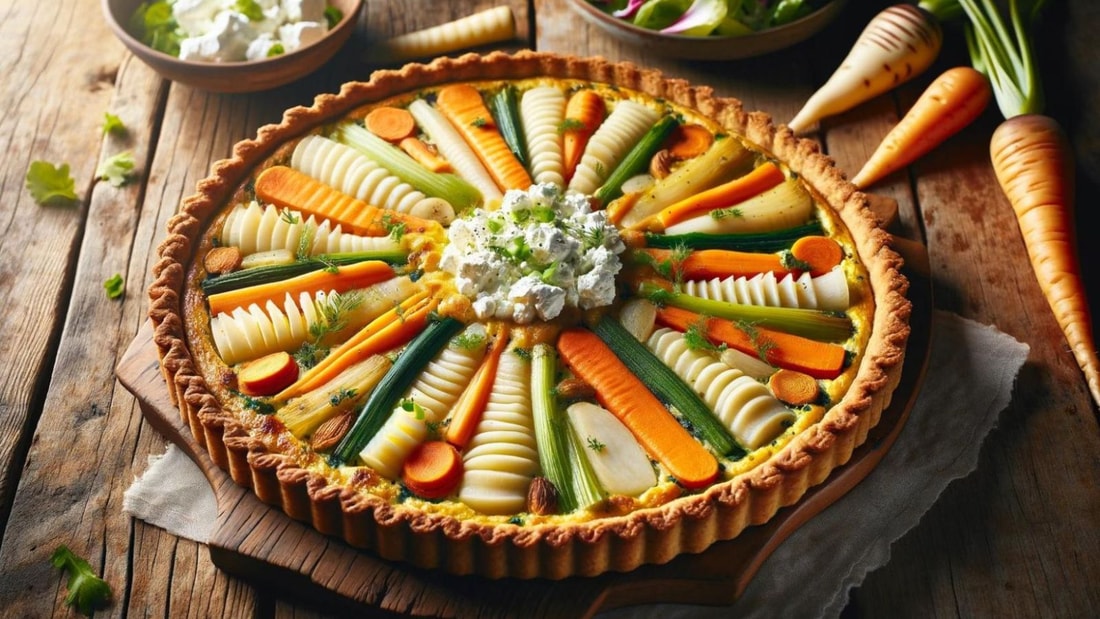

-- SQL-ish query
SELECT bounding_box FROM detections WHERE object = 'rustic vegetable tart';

[148,51,910,579]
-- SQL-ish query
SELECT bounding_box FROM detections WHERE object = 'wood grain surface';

[0,0,1097,617]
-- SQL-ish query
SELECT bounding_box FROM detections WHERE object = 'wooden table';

[1,1,1097,616]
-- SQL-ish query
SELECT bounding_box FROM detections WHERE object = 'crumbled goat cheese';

[441,183,625,324]
[174,0,329,62]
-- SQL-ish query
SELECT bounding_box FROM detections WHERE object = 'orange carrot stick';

[642,162,786,232]
[655,305,846,379]
[275,291,434,401]
[434,84,532,191]
[254,165,438,237]
[852,66,992,188]
[399,137,453,173]
[561,89,606,184]
[635,248,788,281]
[556,327,718,489]
[445,324,510,449]
[206,260,395,316]
[990,114,1100,405]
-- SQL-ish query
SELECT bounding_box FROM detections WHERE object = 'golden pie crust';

[148,50,911,579]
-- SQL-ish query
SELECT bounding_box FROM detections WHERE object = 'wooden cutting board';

[115,260,930,618]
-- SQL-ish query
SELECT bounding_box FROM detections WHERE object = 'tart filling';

[149,51,910,579]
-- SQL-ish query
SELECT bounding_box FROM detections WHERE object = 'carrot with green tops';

[634,248,788,281]
[853,66,992,188]
[275,291,435,401]
[254,166,438,237]
[445,324,510,449]
[556,327,719,489]
[655,305,847,379]
[206,260,395,316]
[402,441,464,499]
[957,0,1100,405]
[640,162,787,232]
[434,84,532,191]
[560,89,606,184]
[788,4,946,134]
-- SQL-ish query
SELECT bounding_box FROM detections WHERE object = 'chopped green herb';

[102,112,125,135]
[471,116,489,128]
[129,1,181,56]
[26,160,78,205]
[779,249,812,272]
[50,545,112,616]
[452,331,486,351]
[279,208,301,225]
[103,274,125,299]
[240,394,276,415]
[324,5,343,28]
[295,222,316,259]
[329,387,357,407]
[557,118,586,134]
[97,151,136,187]
[308,290,365,341]
[710,206,743,220]
[266,43,285,57]
[234,0,264,21]
[586,437,606,452]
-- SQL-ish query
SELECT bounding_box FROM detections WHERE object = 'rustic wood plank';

[0,0,130,541]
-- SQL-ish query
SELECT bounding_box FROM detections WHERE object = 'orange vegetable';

[275,291,435,401]
[206,260,395,316]
[635,248,788,281]
[639,162,786,232]
[655,306,846,379]
[364,106,418,143]
[445,324,510,449]
[789,235,844,276]
[399,137,453,173]
[402,441,464,499]
[254,165,438,237]
[433,84,532,191]
[767,368,820,406]
[852,66,992,188]
[556,327,718,489]
[238,351,299,396]
[990,114,1100,406]
[561,89,606,184]
[664,123,714,160]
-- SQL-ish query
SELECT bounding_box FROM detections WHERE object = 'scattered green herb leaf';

[26,161,78,205]
[97,152,136,187]
[104,274,125,299]
[102,112,125,136]
[51,545,112,616]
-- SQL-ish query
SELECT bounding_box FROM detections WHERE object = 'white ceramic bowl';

[102,0,362,93]
[566,0,846,60]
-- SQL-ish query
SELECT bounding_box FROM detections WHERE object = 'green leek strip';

[643,221,824,252]
[490,85,529,168]
[336,122,482,210]
[201,251,408,295]
[592,316,741,458]
[638,282,853,342]
[531,344,605,513]
[328,316,465,466]
[593,115,679,207]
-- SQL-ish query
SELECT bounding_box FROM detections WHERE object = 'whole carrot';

[852,66,992,188]
[990,115,1100,405]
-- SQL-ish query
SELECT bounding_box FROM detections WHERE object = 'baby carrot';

[852,66,992,188]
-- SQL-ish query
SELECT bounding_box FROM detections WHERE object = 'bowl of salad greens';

[102,0,362,93]
[568,0,845,60]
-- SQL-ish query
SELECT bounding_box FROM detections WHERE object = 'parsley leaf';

[26,161,78,205]
[324,5,343,28]
[104,274,125,299]
[97,152,136,187]
[234,0,265,22]
[130,1,181,57]
[102,112,126,135]
[50,545,112,616]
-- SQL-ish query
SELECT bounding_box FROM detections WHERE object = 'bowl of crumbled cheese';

[103,0,362,93]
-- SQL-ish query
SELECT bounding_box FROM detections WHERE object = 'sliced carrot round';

[364,106,418,143]
[790,235,844,275]
[402,441,464,499]
[664,123,713,160]
[238,351,299,396]
[768,368,820,406]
